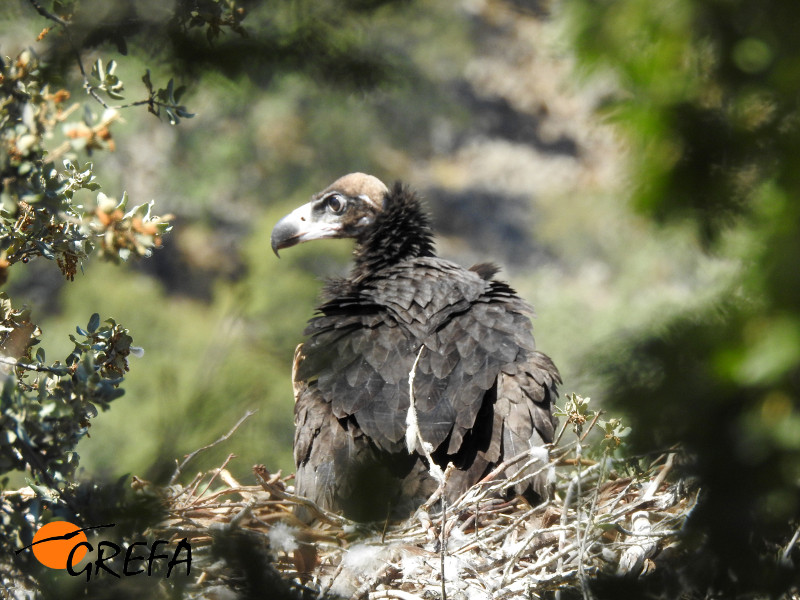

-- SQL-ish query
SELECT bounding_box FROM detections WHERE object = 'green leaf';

[91,58,104,81]
[88,313,100,333]
[142,69,153,92]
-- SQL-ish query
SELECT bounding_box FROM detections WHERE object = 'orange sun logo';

[29,521,89,569]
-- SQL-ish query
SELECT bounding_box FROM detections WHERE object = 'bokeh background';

[2,0,799,592]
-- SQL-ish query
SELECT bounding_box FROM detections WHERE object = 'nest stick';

[170,409,256,486]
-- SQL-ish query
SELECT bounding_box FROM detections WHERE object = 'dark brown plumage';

[271,173,560,521]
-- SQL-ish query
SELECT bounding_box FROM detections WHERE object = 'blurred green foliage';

[567,0,800,595]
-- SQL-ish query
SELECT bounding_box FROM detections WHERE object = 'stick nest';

[151,439,696,600]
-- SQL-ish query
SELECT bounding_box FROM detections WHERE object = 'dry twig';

[145,440,695,600]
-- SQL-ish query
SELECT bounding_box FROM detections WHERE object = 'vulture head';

[271,173,389,256]
[271,173,436,276]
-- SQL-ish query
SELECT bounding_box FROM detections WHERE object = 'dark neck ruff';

[351,182,435,280]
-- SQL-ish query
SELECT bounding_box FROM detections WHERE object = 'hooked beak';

[270,201,342,257]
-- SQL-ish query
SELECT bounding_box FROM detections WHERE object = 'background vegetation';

[1,0,798,597]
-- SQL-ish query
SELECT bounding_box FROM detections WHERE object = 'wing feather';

[292,256,560,517]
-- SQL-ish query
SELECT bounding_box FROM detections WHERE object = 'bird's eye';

[326,194,346,214]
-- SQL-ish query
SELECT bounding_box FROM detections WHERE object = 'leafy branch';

[0,3,181,568]
[28,0,199,124]
[1,49,173,279]
[1,295,135,486]
[173,0,249,43]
